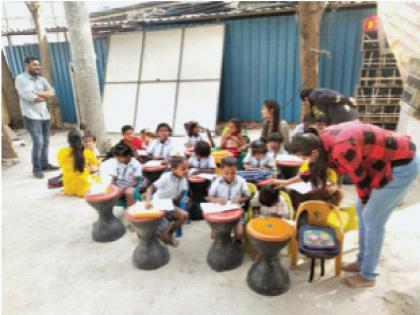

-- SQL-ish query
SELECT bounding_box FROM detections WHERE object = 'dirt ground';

[2,128,420,315]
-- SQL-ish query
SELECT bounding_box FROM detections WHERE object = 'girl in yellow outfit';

[57,130,99,197]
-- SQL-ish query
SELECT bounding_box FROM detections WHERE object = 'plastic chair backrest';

[299,161,338,184]
[280,191,294,220]
[295,201,344,238]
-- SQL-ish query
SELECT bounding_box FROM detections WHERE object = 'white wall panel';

[135,83,177,131]
[174,81,220,134]
[106,32,143,82]
[102,83,138,133]
[141,29,182,81]
[180,25,225,80]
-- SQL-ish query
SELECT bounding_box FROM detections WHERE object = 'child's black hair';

[228,118,242,134]
[250,139,268,155]
[300,88,314,101]
[221,157,237,168]
[259,184,280,207]
[140,128,153,136]
[194,140,211,158]
[156,122,172,134]
[267,132,283,144]
[67,129,85,173]
[170,156,186,169]
[185,121,200,137]
[303,126,320,136]
[113,143,134,157]
[121,125,134,135]
[83,132,96,142]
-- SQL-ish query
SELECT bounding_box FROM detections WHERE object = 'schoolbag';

[298,225,340,282]
[236,170,273,183]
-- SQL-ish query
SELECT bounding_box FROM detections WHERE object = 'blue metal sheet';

[4,39,108,123]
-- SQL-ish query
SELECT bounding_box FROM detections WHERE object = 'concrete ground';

[2,129,420,315]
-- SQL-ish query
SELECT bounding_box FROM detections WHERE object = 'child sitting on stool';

[188,141,216,170]
[184,121,215,148]
[208,157,250,242]
[147,123,176,163]
[145,156,189,247]
[111,143,142,207]
[251,184,291,218]
[243,140,275,171]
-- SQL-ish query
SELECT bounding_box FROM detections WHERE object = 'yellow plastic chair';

[280,191,294,220]
[299,161,338,184]
[212,150,233,174]
[290,201,345,277]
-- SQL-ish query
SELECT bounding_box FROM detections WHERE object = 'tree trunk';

[2,96,17,159]
[298,2,326,117]
[26,1,63,129]
[2,52,23,129]
[64,2,110,153]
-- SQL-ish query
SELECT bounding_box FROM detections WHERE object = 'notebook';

[88,182,109,195]
[127,199,174,217]
[200,202,241,214]
[286,182,314,195]
[276,154,303,162]
[144,160,164,168]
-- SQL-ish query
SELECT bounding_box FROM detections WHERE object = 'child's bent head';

[156,123,172,140]
[259,184,280,207]
[250,140,268,159]
[221,157,237,183]
[114,143,133,164]
[267,133,283,151]
[170,156,188,178]
[194,141,211,158]
[121,125,135,140]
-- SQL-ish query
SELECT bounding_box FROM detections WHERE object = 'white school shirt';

[188,155,216,169]
[147,138,176,159]
[153,172,188,200]
[111,158,142,187]
[208,175,249,201]
[243,151,275,169]
[250,192,290,217]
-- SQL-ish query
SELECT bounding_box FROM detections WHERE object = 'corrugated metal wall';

[319,7,376,98]
[4,38,108,123]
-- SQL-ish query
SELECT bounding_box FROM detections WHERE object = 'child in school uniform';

[145,156,189,247]
[266,133,284,160]
[122,125,144,151]
[147,123,176,161]
[184,121,215,148]
[208,157,250,242]
[251,184,291,218]
[110,143,142,207]
[243,140,275,171]
[188,141,216,169]
[83,133,100,158]
[140,128,154,149]
[220,118,247,158]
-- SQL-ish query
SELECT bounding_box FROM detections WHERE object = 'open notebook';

[88,182,110,195]
[127,199,175,217]
[143,160,165,168]
[286,182,314,195]
[200,202,241,214]
[276,154,303,162]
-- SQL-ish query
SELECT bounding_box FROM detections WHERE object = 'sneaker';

[42,164,59,171]
[33,170,44,179]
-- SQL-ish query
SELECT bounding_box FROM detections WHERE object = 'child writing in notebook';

[145,156,189,247]
[188,141,216,170]
[111,143,142,207]
[147,123,176,162]
[184,121,215,148]
[243,140,275,171]
[208,157,250,242]
[220,118,247,158]
[251,184,291,218]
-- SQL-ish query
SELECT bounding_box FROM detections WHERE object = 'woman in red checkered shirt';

[274,121,419,288]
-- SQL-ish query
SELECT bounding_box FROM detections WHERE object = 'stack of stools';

[204,209,243,271]
[85,185,126,242]
[125,210,170,270]
[246,217,294,296]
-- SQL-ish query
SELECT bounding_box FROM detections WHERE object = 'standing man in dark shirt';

[300,88,359,125]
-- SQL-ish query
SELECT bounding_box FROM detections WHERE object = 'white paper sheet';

[286,182,314,195]
[89,183,109,195]
[144,160,164,168]
[200,202,241,214]
[276,154,303,162]
[137,150,148,156]
[128,199,174,216]
[196,173,216,181]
